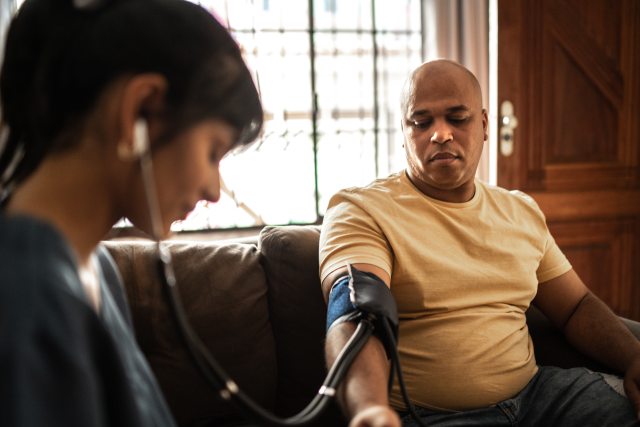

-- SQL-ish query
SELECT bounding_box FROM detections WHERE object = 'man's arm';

[323,264,401,427]
[533,268,640,417]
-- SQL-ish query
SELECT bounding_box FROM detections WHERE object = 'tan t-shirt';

[319,172,572,411]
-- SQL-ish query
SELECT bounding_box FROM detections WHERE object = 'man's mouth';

[429,152,459,162]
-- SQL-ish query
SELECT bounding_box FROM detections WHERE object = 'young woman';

[0,0,262,425]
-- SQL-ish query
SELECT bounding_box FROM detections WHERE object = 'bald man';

[319,60,640,427]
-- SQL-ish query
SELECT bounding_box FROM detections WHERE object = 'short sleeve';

[536,231,572,283]
[319,191,393,283]
[511,189,572,283]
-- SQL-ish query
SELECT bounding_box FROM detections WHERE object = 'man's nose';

[430,120,453,144]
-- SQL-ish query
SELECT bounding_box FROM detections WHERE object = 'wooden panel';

[496,0,523,188]
[533,189,640,320]
[546,0,623,107]
[499,0,640,192]
[547,43,618,164]
[564,0,622,62]
[547,217,640,320]
[529,190,640,222]
[499,0,640,320]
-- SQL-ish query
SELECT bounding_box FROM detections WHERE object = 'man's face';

[402,64,487,203]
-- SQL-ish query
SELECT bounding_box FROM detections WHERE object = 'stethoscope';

[137,120,427,426]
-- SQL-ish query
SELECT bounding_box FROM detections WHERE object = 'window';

[173,0,423,231]
[5,0,424,232]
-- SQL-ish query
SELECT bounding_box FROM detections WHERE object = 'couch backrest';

[104,240,278,426]
[258,226,345,426]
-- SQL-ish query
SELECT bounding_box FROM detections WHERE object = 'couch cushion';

[104,240,277,427]
[258,226,346,426]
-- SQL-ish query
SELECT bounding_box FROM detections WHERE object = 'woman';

[0,0,263,425]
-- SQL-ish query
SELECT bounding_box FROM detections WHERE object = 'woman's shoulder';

[0,214,95,337]
[0,214,75,260]
[0,214,77,287]
[0,216,139,425]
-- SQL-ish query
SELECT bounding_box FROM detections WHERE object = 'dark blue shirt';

[0,215,176,427]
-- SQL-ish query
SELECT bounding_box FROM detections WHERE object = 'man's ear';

[117,73,168,156]
[482,108,488,141]
[399,119,406,148]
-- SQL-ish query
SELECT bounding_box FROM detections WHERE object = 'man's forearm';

[563,292,640,373]
[325,321,391,417]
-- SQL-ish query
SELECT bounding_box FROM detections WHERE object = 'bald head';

[401,60,483,118]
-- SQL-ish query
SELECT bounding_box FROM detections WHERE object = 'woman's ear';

[116,74,168,159]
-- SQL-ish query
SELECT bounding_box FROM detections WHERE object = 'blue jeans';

[399,366,639,427]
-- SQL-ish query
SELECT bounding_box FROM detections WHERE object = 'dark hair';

[0,0,263,199]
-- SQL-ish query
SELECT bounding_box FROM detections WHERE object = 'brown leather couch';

[104,225,640,427]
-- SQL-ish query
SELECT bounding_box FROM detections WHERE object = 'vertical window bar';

[308,0,320,221]
[371,0,380,178]
[420,0,426,61]
[333,3,340,134]
[357,4,365,159]
[223,0,231,32]
[278,0,289,131]
[381,26,393,175]
[250,0,262,99]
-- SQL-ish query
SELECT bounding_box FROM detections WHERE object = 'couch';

[104,225,640,427]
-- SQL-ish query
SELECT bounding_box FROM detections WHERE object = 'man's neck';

[405,171,476,203]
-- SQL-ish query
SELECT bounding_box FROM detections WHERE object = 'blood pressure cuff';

[326,265,399,358]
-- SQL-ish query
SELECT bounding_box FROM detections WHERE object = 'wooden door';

[498,0,640,320]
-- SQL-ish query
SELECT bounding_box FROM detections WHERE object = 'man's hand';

[349,405,402,427]
[624,355,640,420]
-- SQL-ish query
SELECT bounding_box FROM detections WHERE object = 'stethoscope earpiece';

[133,119,150,158]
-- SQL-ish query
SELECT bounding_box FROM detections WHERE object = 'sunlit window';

[171,0,424,231]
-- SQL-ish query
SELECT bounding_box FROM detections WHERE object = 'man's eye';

[448,116,468,124]
[412,120,431,129]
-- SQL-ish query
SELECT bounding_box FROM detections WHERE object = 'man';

[319,59,640,427]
